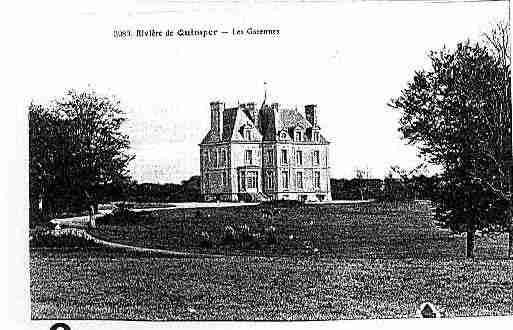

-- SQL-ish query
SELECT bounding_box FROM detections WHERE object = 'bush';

[30,231,99,249]
[260,200,304,208]
[97,209,150,225]
[239,223,252,241]
[198,231,213,248]
[264,226,277,244]
[223,225,237,243]
[216,223,280,250]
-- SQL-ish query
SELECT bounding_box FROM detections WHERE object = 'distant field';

[89,201,510,259]
[30,249,513,320]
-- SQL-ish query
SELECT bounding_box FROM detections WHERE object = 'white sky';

[17,0,509,183]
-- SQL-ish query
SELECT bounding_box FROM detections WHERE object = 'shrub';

[30,231,99,249]
[97,209,149,225]
[264,225,277,244]
[239,223,252,242]
[260,200,304,208]
[223,225,237,243]
[198,231,213,248]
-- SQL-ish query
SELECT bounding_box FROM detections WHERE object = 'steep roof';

[277,108,312,131]
[200,101,329,144]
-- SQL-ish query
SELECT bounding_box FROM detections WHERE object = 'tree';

[482,20,513,257]
[29,88,133,223]
[29,103,61,220]
[354,166,372,200]
[389,39,511,258]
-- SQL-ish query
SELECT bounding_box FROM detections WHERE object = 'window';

[295,131,302,141]
[296,150,303,166]
[245,129,252,140]
[220,150,227,166]
[247,171,258,189]
[281,149,288,164]
[266,149,274,164]
[266,171,274,189]
[211,150,217,167]
[313,131,320,142]
[245,150,253,165]
[314,171,321,189]
[240,171,246,190]
[282,171,289,189]
[222,172,227,186]
[296,172,303,189]
[313,150,320,166]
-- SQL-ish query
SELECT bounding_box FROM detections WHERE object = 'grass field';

[89,201,510,259]
[30,201,513,320]
[31,250,513,320]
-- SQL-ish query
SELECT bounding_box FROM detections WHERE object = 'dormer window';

[295,131,302,141]
[241,123,254,141]
[313,131,320,142]
[280,131,288,140]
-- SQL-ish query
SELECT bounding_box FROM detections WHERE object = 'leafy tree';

[354,166,372,200]
[482,21,513,257]
[29,103,61,220]
[389,39,511,258]
[29,89,133,224]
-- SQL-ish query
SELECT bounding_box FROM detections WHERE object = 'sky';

[17,0,509,183]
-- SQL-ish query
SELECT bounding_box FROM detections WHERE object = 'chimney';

[305,104,318,127]
[246,102,257,123]
[210,101,224,140]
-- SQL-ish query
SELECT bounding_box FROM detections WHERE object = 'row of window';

[205,148,323,168]
[206,170,322,190]
[205,172,228,188]
[243,171,322,190]
[281,130,321,142]
[279,171,321,189]
[250,149,321,166]
[243,128,320,142]
[205,149,228,168]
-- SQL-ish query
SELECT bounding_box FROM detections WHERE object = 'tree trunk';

[466,230,475,258]
[508,228,513,259]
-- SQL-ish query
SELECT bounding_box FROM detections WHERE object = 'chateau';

[199,96,331,202]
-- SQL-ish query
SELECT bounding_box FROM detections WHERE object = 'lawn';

[89,201,510,259]
[30,201,513,320]
[31,250,513,320]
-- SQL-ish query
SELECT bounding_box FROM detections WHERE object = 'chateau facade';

[199,98,331,202]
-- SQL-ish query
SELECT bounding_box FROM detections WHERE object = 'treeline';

[95,174,439,204]
[330,175,440,201]
[95,176,201,203]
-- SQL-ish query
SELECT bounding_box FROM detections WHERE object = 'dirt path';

[84,229,223,257]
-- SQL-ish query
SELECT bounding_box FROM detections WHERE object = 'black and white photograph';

[3,0,513,327]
